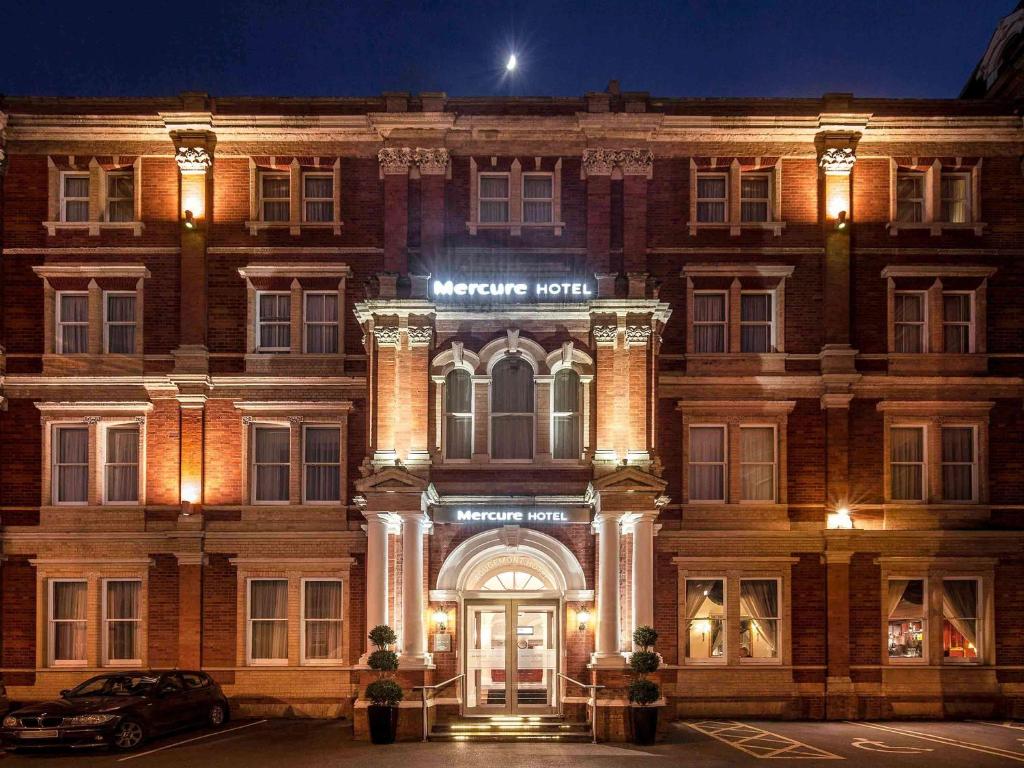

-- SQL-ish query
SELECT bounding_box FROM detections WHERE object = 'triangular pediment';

[590,466,667,494]
[355,467,428,494]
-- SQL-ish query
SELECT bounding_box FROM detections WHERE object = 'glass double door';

[464,600,559,715]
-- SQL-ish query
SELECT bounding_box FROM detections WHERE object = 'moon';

[506,53,518,72]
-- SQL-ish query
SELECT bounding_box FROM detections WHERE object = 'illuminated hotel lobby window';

[684,579,725,661]
[888,579,926,659]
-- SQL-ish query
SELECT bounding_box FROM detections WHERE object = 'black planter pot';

[368,704,399,744]
[631,706,658,745]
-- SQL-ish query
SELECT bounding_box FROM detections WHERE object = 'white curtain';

[740,294,772,353]
[943,294,971,353]
[304,294,339,353]
[552,369,580,459]
[689,426,725,500]
[255,427,290,502]
[894,294,924,353]
[107,174,134,222]
[106,580,140,661]
[741,427,775,501]
[445,369,473,459]
[941,175,968,224]
[250,580,288,660]
[740,580,778,658]
[887,580,911,617]
[304,427,340,502]
[259,294,291,350]
[896,174,924,222]
[942,580,978,652]
[693,294,726,353]
[941,427,974,501]
[64,176,90,221]
[304,581,342,660]
[56,426,89,503]
[685,579,725,658]
[105,426,139,502]
[106,294,136,353]
[696,176,726,222]
[491,358,533,459]
[740,175,769,222]
[891,427,924,500]
[262,175,290,221]
[479,176,509,223]
[60,294,89,353]
[303,176,334,222]
[52,581,87,661]
[523,175,552,223]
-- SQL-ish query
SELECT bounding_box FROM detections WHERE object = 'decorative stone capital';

[378,147,414,174]
[407,325,433,347]
[624,324,652,346]
[592,325,619,345]
[175,146,212,175]
[582,148,653,177]
[618,149,654,176]
[373,325,401,347]
[582,149,618,176]
[0,112,9,176]
[413,147,449,175]
[819,148,856,176]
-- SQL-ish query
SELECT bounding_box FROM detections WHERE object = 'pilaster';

[818,141,857,368]
[378,148,412,276]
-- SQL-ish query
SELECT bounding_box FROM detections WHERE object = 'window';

[942,579,979,662]
[104,292,136,354]
[303,292,338,354]
[888,578,926,660]
[104,580,141,664]
[740,579,779,660]
[253,425,290,503]
[53,425,89,504]
[896,173,925,223]
[740,293,773,353]
[106,172,134,222]
[49,580,87,665]
[444,369,473,460]
[552,369,581,460]
[740,173,771,222]
[248,579,288,663]
[479,174,510,223]
[689,426,726,501]
[61,173,90,222]
[941,426,976,502]
[57,292,89,354]
[260,174,290,222]
[943,293,973,353]
[941,173,970,224]
[890,426,925,501]
[104,425,139,503]
[894,292,925,353]
[522,174,553,223]
[481,570,548,591]
[303,426,341,503]
[684,579,725,662]
[303,580,343,662]
[740,427,776,501]
[257,292,291,352]
[303,174,334,223]
[693,292,727,353]
[696,173,727,223]
[490,357,534,460]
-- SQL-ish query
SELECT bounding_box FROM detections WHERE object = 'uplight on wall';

[432,607,448,633]
[819,147,856,225]
[180,480,201,506]
[827,506,854,530]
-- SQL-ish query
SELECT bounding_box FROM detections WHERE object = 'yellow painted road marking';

[969,720,1024,731]
[117,719,268,761]
[847,720,1024,763]
[686,720,844,759]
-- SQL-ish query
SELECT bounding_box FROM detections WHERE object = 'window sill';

[687,221,786,237]
[466,221,565,236]
[245,221,342,236]
[886,353,987,375]
[247,659,290,667]
[684,353,787,374]
[886,221,987,236]
[43,221,144,237]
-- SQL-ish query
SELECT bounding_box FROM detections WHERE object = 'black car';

[1,671,229,751]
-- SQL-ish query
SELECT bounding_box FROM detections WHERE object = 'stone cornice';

[237,262,352,279]
[32,263,151,280]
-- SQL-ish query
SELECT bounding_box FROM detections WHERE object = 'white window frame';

[739,171,772,223]
[683,577,727,665]
[940,424,978,504]
[52,423,89,506]
[695,172,728,224]
[102,290,137,355]
[488,357,536,462]
[102,578,142,667]
[889,424,927,503]
[101,422,141,505]
[521,172,554,224]
[300,577,344,665]
[443,368,474,462]
[688,423,728,503]
[887,575,929,665]
[56,290,89,355]
[550,367,582,461]
[259,172,291,223]
[738,576,782,665]
[478,172,511,224]
[302,291,339,355]
[105,171,134,223]
[893,290,928,354]
[941,577,981,665]
[301,424,341,505]
[251,423,291,505]
[60,171,90,223]
[692,291,728,354]
[48,578,88,667]
[739,424,777,503]
[739,290,776,354]
[246,577,289,666]
[896,171,925,223]
[940,172,972,224]
[942,290,975,354]
[302,173,334,223]
[255,290,291,353]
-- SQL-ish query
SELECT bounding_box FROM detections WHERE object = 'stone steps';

[430,716,592,742]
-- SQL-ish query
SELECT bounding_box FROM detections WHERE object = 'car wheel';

[209,703,228,727]
[112,719,145,751]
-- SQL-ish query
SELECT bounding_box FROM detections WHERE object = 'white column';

[399,512,431,666]
[361,513,391,663]
[592,512,623,666]
[629,512,657,640]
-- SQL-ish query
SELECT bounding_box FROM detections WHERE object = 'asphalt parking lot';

[2,718,1023,767]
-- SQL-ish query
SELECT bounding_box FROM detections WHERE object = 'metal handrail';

[413,673,464,742]
[557,672,605,743]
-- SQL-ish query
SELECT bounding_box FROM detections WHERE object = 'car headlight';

[63,714,117,726]
[2,716,18,728]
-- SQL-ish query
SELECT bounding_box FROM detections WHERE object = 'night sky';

[2,0,1013,99]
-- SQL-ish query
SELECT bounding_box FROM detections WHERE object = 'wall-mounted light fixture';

[576,605,591,632]
[432,606,448,633]
[183,210,196,229]
[827,506,854,530]
[835,210,848,230]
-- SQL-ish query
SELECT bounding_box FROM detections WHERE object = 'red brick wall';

[202,554,237,669]
[147,554,179,667]
[1,557,37,685]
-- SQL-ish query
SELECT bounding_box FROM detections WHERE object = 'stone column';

[399,512,431,666]
[591,321,620,463]
[406,324,433,465]
[362,512,393,661]
[628,511,658,636]
[592,512,622,666]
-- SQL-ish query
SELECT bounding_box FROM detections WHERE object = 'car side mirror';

[59,689,70,697]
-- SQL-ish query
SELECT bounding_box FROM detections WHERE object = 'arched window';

[481,570,548,591]
[445,369,473,459]
[552,369,581,459]
[491,357,534,459]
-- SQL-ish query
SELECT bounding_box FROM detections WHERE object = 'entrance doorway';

[465,599,559,715]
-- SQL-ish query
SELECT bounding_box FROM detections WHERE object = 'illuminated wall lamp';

[576,606,591,632]
[432,608,448,633]
[183,210,196,229]
[827,506,854,530]
[835,210,848,230]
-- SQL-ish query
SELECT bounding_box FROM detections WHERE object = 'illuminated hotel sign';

[431,506,591,525]
[432,279,593,301]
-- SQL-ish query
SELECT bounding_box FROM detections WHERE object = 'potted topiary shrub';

[365,624,403,744]
[628,625,661,745]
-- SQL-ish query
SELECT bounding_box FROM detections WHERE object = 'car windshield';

[66,674,160,697]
